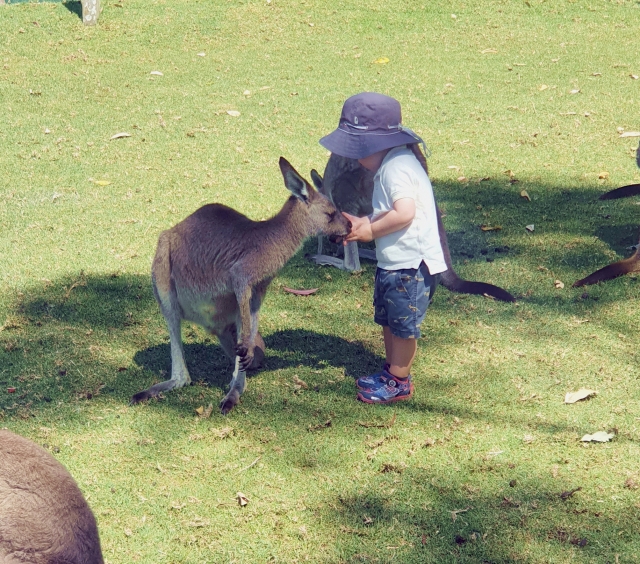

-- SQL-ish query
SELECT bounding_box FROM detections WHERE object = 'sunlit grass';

[1,0,640,562]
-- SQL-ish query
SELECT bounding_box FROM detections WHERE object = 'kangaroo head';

[279,157,351,240]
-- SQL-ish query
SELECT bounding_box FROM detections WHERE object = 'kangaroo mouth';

[328,234,346,245]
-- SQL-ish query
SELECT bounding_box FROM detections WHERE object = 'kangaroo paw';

[235,345,254,371]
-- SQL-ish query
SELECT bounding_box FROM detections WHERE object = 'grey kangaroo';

[0,430,104,564]
[131,157,351,414]
[311,144,515,302]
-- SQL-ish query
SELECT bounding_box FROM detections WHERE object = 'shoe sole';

[356,379,412,392]
[356,384,415,404]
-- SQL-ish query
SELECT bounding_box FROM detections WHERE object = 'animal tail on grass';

[408,143,517,303]
[599,184,640,200]
[573,247,640,287]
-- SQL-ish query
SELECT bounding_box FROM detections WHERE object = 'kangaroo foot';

[130,378,183,405]
[219,388,241,415]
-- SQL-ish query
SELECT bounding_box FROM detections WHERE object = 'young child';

[319,92,447,403]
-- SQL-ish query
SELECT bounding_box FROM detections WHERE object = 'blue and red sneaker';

[356,364,391,391]
[357,371,414,404]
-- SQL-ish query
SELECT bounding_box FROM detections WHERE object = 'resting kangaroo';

[0,430,104,564]
[311,144,516,302]
[131,157,351,414]
[573,142,640,287]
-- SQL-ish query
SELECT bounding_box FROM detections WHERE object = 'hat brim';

[319,128,420,160]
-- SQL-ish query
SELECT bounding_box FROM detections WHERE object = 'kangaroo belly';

[177,289,239,336]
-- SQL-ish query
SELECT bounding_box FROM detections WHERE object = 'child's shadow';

[133,329,382,391]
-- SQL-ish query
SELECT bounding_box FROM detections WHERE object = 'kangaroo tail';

[599,183,640,200]
[408,143,516,303]
[439,268,517,302]
[573,248,640,287]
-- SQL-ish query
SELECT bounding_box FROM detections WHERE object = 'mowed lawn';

[1,1,640,562]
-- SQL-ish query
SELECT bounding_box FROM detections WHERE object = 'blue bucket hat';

[319,92,426,160]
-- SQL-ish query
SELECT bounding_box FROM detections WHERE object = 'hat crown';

[339,92,402,133]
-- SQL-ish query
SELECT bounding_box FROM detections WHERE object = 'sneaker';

[357,373,414,404]
[356,364,391,391]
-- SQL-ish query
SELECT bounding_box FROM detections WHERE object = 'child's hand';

[342,212,374,244]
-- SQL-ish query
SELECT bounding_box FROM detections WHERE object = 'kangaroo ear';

[310,169,324,191]
[279,157,312,203]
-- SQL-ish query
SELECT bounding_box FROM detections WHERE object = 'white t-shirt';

[371,146,447,273]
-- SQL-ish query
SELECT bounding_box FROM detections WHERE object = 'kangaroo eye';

[325,211,336,221]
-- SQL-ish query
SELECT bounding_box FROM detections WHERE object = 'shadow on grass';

[1,176,637,422]
[132,329,384,393]
[62,0,82,20]
[321,469,638,563]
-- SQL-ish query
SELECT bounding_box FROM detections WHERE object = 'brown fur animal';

[0,429,104,564]
[311,144,515,302]
[573,142,640,287]
[131,157,351,414]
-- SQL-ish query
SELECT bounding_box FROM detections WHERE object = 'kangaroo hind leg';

[217,320,265,415]
[131,235,192,404]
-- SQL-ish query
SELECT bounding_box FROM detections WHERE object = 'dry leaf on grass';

[598,171,609,179]
[211,427,234,439]
[520,190,531,201]
[226,110,241,117]
[525,224,535,232]
[150,70,163,76]
[554,280,565,289]
[581,431,615,443]
[358,413,396,428]
[380,462,406,473]
[293,375,308,388]
[308,420,331,431]
[283,286,319,296]
[559,487,582,500]
[619,131,640,138]
[195,403,213,418]
[94,180,111,186]
[450,506,471,522]
[110,132,131,140]
[236,492,249,506]
[564,388,596,404]
[373,57,389,64]
[480,224,502,232]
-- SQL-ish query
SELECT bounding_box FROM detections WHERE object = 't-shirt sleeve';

[383,164,419,203]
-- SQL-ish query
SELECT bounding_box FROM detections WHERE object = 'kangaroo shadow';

[133,328,384,392]
[593,223,639,253]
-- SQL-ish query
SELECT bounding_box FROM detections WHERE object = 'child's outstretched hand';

[342,212,373,244]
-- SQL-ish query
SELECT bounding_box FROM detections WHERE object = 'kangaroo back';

[0,430,104,564]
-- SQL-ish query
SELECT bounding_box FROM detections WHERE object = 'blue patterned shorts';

[373,262,438,339]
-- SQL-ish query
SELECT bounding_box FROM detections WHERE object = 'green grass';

[1,0,640,562]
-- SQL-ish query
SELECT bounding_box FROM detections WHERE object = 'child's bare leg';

[383,326,417,378]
